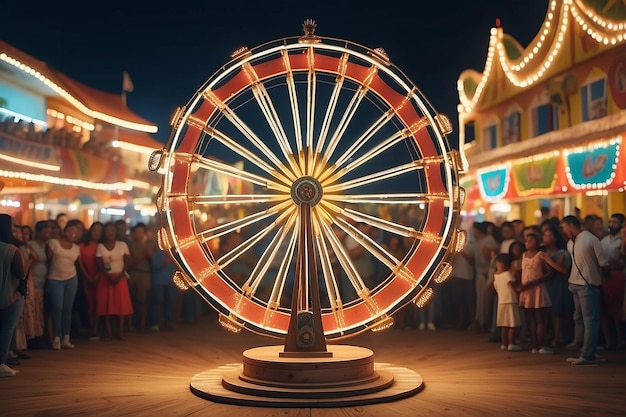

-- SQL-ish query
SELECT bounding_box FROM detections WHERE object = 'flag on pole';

[122,71,134,93]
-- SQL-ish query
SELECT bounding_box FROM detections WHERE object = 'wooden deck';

[1,312,625,417]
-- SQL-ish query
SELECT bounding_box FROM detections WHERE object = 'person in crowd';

[499,222,516,257]
[620,225,626,343]
[345,222,375,289]
[508,240,525,280]
[541,226,573,348]
[539,207,550,223]
[516,233,553,355]
[48,219,62,240]
[449,237,475,330]
[492,253,521,351]
[95,222,133,340]
[0,214,27,377]
[127,223,152,333]
[115,220,129,243]
[66,219,85,244]
[560,215,608,366]
[470,222,499,331]
[55,213,68,233]
[149,241,178,332]
[46,221,86,350]
[592,216,606,241]
[523,225,542,241]
[487,223,508,342]
[540,217,562,233]
[418,292,438,331]
[79,222,104,340]
[599,213,625,350]
[508,240,527,340]
[387,236,417,330]
[27,221,51,346]
[12,225,35,360]
[512,219,526,241]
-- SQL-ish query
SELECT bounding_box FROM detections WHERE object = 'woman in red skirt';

[95,222,133,340]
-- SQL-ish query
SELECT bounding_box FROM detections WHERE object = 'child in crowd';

[492,253,521,351]
[517,233,553,354]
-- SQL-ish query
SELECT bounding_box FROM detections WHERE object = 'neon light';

[458,0,626,113]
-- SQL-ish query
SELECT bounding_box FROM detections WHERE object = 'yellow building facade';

[458,0,626,227]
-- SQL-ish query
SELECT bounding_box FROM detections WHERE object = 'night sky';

[2,1,548,146]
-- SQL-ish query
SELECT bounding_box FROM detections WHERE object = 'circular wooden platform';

[190,345,424,407]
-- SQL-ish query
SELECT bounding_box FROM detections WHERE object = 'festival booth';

[0,39,160,226]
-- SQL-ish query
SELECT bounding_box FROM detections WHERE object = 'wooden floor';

[1,312,625,417]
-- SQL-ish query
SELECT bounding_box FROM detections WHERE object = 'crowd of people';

[0,213,179,377]
[0,115,121,160]
[441,212,626,366]
[2,208,626,376]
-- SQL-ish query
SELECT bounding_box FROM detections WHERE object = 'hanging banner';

[563,138,620,189]
[459,176,481,211]
[59,148,126,183]
[477,165,510,201]
[511,154,558,196]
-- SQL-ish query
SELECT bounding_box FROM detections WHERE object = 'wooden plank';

[1,311,625,416]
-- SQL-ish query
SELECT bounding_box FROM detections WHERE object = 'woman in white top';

[45,222,87,350]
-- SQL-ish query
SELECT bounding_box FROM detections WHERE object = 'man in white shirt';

[561,215,608,366]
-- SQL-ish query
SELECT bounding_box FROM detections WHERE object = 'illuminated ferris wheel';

[149,20,466,344]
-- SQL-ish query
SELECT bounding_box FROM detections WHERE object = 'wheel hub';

[291,176,323,206]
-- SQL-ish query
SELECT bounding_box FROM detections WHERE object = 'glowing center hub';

[291,176,323,206]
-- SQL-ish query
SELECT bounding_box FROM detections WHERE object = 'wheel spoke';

[320,65,377,167]
[214,209,294,275]
[332,216,416,284]
[242,212,298,297]
[243,62,303,178]
[333,110,394,169]
[323,193,448,205]
[190,154,291,193]
[323,201,442,243]
[315,209,370,300]
[189,194,290,205]
[282,49,303,154]
[265,222,299,315]
[311,209,346,330]
[319,200,414,237]
[304,46,316,174]
[198,200,295,242]
[311,53,349,177]
[320,118,429,184]
[187,117,293,186]
[323,162,418,193]
[201,90,297,181]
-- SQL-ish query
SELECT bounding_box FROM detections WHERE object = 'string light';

[458,0,626,113]
[0,168,132,191]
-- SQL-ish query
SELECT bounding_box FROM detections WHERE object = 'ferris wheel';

[149,20,466,343]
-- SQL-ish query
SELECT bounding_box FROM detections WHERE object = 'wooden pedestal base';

[190,345,424,407]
